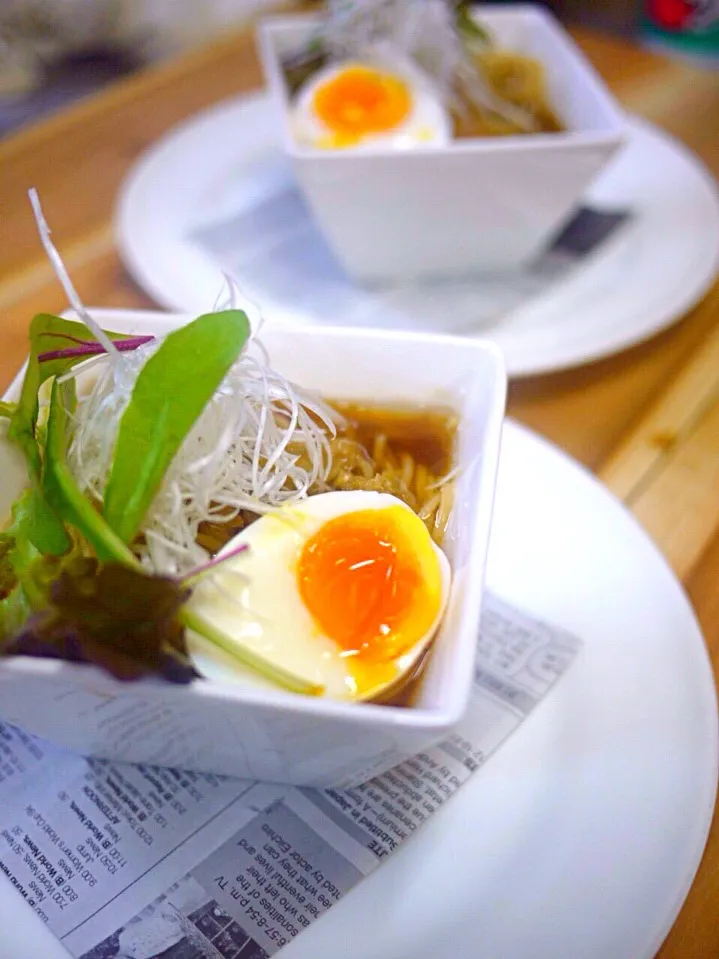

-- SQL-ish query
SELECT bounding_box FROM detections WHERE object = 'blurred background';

[0,0,716,138]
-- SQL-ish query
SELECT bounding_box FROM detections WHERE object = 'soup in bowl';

[258,4,627,282]
[0,309,505,787]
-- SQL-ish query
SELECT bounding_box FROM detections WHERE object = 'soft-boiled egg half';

[187,491,451,702]
[291,59,452,151]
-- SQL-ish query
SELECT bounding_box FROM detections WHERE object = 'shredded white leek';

[323,0,462,98]
[66,331,338,577]
[318,0,534,131]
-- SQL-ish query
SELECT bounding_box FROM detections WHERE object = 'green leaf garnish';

[103,310,251,544]
[0,401,16,420]
[0,490,71,641]
[1,493,194,684]
[1,491,44,609]
[44,378,141,567]
[9,313,135,480]
[2,305,323,694]
[5,560,197,684]
[7,313,138,556]
[1,489,88,618]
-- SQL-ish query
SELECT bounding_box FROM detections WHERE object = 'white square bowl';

[258,4,628,283]
[0,311,506,787]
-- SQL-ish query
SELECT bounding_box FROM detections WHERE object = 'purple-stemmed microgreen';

[3,193,327,695]
[38,334,155,364]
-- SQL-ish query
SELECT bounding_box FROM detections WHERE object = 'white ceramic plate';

[1,417,716,958]
[117,93,719,378]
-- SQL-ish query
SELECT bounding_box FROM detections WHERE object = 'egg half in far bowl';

[187,490,451,703]
[290,59,452,151]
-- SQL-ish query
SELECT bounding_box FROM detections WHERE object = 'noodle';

[283,2,564,143]
[325,431,452,543]
[453,49,563,138]
[321,399,457,545]
[196,402,457,551]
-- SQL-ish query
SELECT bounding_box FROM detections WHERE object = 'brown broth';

[329,402,457,710]
[330,401,457,476]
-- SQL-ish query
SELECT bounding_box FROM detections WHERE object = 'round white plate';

[1,418,716,959]
[117,93,719,378]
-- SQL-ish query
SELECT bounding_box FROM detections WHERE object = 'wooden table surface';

[0,22,718,959]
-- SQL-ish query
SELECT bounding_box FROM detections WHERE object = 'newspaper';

[190,173,631,336]
[0,593,581,958]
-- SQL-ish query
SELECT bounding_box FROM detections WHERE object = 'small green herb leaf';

[3,489,47,608]
[0,490,79,642]
[103,310,251,544]
[9,313,132,480]
[22,486,70,556]
[0,401,16,419]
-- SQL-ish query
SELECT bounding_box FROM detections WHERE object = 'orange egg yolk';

[296,507,442,664]
[312,65,412,146]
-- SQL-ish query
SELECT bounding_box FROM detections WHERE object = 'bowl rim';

[1,309,507,735]
[257,3,629,161]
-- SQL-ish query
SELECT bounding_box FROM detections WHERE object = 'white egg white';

[291,57,452,151]
[186,490,451,701]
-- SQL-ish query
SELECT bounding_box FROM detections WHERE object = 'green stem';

[12,545,45,610]
[53,460,143,568]
[180,607,324,697]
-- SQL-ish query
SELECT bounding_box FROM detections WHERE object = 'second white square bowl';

[258,4,627,284]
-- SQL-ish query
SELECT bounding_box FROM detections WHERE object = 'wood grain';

[600,319,719,503]
[0,20,717,959]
